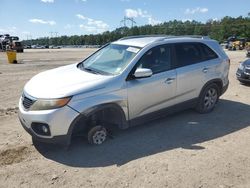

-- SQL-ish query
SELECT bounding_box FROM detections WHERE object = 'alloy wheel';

[204,88,218,110]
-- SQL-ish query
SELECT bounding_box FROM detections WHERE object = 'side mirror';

[133,68,153,78]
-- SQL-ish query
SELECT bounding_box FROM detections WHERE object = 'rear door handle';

[165,78,175,84]
[202,68,209,73]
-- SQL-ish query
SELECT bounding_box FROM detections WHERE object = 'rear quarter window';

[198,43,218,61]
[174,42,219,68]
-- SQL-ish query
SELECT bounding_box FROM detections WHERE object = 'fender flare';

[199,79,223,96]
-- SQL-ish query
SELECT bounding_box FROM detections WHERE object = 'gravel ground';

[0,49,249,188]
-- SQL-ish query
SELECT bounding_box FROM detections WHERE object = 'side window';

[137,45,171,74]
[175,43,203,67]
[199,43,218,61]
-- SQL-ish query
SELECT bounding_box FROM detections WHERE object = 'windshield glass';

[81,44,140,75]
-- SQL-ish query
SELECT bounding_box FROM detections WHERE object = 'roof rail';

[159,35,210,41]
[178,35,210,39]
[118,35,168,41]
[119,35,210,41]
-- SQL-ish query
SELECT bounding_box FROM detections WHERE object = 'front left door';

[126,44,177,120]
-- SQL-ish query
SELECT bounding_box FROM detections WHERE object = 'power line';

[49,31,59,38]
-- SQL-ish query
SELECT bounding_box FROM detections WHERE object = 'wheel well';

[71,103,128,136]
[202,79,223,96]
[87,103,128,129]
[87,108,124,128]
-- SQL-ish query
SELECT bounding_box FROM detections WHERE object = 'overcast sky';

[0,0,249,40]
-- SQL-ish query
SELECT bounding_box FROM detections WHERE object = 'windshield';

[80,44,140,75]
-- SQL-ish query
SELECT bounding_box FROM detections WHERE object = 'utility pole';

[128,17,136,27]
[49,32,58,46]
[26,35,32,46]
[120,17,136,35]
[120,16,136,28]
[49,31,54,38]
[29,35,32,46]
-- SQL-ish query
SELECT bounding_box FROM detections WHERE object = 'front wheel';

[87,126,107,145]
[239,80,250,85]
[195,84,219,113]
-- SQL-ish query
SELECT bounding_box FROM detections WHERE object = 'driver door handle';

[165,78,175,84]
[202,67,209,73]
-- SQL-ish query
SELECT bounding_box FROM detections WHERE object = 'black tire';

[87,125,107,145]
[195,83,219,113]
[239,80,250,86]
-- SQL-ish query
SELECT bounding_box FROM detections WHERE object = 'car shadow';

[34,99,250,167]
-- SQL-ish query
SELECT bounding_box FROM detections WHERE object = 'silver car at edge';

[18,35,230,146]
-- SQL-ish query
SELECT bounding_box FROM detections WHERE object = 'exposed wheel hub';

[92,129,107,145]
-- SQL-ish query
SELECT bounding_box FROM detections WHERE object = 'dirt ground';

[0,48,249,188]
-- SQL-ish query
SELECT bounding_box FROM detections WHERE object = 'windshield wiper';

[83,67,100,74]
[78,63,112,76]
[78,63,101,74]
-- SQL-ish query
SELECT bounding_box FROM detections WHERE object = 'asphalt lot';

[0,49,249,188]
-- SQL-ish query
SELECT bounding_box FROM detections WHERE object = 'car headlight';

[30,97,71,111]
[239,63,244,70]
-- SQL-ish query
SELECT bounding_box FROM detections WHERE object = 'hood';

[24,63,113,99]
[243,59,250,67]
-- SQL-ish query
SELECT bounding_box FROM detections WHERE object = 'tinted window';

[137,45,171,74]
[175,43,203,67]
[199,43,218,61]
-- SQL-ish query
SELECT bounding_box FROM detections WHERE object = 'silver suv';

[18,35,230,146]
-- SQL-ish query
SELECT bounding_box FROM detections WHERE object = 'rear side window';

[175,43,203,67]
[198,43,218,61]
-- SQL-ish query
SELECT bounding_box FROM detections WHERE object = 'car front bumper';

[18,98,79,145]
[236,68,250,83]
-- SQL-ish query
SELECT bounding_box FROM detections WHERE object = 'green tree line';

[23,15,250,46]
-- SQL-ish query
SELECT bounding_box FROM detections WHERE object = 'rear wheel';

[196,83,219,113]
[87,125,107,145]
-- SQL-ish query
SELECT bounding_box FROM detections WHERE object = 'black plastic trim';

[31,122,51,136]
[221,82,229,95]
[129,98,198,127]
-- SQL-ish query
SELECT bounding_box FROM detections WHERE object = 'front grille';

[22,95,36,110]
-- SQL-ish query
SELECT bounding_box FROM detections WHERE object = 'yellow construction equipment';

[231,39,245,50]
